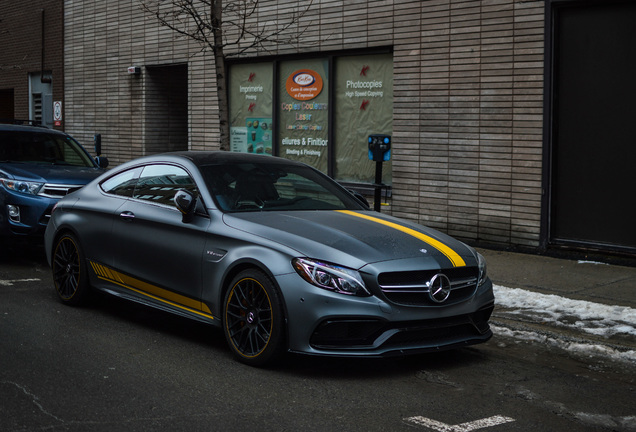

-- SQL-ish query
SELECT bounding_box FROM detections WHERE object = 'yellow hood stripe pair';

[336,210,466,267]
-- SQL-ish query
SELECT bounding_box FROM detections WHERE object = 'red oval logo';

[286,69,323,101]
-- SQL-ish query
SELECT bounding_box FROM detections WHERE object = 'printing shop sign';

[279,61,329,172]
[229,62,274,155]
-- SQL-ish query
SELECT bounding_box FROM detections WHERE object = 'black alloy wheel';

[52,233,90,305]
[223,269,285,366]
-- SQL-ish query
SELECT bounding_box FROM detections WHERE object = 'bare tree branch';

[140,0,313,56]
[139,0,315,150]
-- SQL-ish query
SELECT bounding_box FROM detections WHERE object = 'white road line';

[0,278,41,286]
[404,415,515,432]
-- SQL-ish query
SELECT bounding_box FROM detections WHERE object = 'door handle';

[119,211,135,221]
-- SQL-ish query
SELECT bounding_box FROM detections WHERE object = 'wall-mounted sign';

[229,62,274,154]
[286,69,323,101]
[279,61,329,172]
[53,101,62,126]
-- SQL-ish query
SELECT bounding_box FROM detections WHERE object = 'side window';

[101,167,143,197]
[133,164,197,208]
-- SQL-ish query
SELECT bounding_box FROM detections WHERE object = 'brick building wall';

[63,0,218,165]
[0,0,64,124]
[63,0,545,248]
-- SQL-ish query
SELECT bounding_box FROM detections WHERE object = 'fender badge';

[420,249,428,254]
[205,249,227,263]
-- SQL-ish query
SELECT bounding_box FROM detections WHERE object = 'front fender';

[201,234,298,319]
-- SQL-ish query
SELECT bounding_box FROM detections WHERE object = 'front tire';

[223,269,286,366]
[52,233,91,306]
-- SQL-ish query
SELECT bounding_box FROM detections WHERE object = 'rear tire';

[223,269,286,367]
[52,233,91,306]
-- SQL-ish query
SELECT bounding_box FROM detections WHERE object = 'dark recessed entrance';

[550,1,636,253]
[0,89,15,120]
[145,64,188,154]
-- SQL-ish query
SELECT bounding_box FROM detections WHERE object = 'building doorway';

[550,1,636,253]
[145,64,188,154]
[29,73,53,127]
[0,89,15,120]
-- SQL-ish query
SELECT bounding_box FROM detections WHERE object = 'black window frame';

[227,46,393,197]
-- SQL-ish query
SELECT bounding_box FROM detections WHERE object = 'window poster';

[334,54,393,184]
[229,62,273,154]
[278,59,329,173]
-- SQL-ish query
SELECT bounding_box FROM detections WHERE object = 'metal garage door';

[550,1,636,253]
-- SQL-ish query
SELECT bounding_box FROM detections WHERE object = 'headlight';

[292,258,370,296]
[0,178,44,195]
[477,252,488,286]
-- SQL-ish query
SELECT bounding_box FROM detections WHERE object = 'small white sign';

[53,101,62,122]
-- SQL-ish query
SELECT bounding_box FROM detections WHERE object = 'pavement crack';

[2,381,64,423]
[508,385,636,431]
[415,370,463,389]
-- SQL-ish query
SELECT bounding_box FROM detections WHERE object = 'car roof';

[0,123,69,136]
[153,151,308,168]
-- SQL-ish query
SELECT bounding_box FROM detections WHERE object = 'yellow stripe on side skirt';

[89,261,214,319]
[336,210,466,267]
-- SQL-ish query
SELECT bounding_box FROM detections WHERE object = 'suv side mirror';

[95,156,109,169]
[94,133,102,155]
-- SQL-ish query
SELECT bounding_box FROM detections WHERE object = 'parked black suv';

[0,123,108,238]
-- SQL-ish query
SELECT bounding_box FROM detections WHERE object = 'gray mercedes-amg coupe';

[45,151,494,366]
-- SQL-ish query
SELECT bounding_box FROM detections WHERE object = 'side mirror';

[94,133,102,155]
[95,156,109,169]
[348,189,370,209]
[174,189,197,223]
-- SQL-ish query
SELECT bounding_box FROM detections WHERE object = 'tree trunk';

[212,0,230,151]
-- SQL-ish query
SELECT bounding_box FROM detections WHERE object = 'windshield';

[199,161,366,212]
[0,131,95,167]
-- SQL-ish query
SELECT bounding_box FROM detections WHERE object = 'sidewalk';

[478,248,636,309]
[477,248,636,364]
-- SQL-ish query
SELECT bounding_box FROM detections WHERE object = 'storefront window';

[228,52,392,183]
[229,62,274,155]
[278,59,330,173]
[334,53,393,184]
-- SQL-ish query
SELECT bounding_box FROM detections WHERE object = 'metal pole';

[374,160,383,212]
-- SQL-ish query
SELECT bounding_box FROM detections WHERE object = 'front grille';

[378,266,479,306]
[38,184,83,198]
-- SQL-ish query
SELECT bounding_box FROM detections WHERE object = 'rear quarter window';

[101,167,143,197]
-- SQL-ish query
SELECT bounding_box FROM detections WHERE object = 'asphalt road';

[1,243,635,432]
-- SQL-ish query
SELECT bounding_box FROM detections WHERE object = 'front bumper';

[278,273,495,357]
[0,189,57,237]
[309,305,493,354]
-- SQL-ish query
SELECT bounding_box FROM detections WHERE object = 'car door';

[111,164,210,307]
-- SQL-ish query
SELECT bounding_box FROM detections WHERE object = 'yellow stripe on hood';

[336,210,466,267]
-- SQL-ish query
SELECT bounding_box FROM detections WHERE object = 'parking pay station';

[368,134,391,212]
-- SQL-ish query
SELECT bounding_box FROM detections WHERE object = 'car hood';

[222,210,477,270]
[0,162,103,185]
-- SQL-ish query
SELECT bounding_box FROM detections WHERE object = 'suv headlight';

[0,178,44,195]
[477,252,488,286]
[293,258,370,296]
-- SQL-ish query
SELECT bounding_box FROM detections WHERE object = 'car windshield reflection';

[0,131,95,167]
[199,162,362,212]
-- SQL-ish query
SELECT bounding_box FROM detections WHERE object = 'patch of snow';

[491,325,636,366]
[493,285,636,338]
[492,285,636,365]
